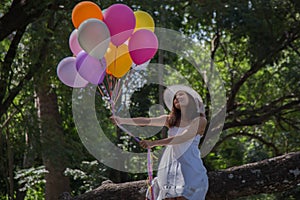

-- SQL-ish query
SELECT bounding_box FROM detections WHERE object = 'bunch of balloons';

[57,1,158,88]
[57,3,157,199]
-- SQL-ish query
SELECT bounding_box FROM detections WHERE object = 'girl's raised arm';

[111,115,169,127]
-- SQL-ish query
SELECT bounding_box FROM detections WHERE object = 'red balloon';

[128,29,158,65]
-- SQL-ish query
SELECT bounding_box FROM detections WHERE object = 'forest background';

[0,0,299,200]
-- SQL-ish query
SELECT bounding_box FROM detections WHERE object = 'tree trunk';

[67,151,300,200]
[5,128,14,200]
[36,80,71,200]
[0,0,52,40]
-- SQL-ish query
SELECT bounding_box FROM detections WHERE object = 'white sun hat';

[163,84,205,114]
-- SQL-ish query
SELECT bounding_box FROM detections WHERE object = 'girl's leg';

[164,196,188,200]
[175,197,187,200]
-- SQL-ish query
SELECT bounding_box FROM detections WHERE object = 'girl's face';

[173,91,189,110]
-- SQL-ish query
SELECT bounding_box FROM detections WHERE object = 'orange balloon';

[72,1,103,28]
[105,43,132,78]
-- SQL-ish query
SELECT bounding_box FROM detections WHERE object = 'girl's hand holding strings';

[139,140,155,149]
[110,116,120,125]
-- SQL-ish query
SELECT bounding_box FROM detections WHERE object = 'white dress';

[147,126,208,200]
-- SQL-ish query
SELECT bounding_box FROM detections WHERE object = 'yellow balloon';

[134,10,155,32]
[105,43,132,78]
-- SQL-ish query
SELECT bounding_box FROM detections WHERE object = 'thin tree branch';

[288,43,300,57]
[225,97,300,130]
[234,95,296,117]
[212,131,280,156]
[0,26,26,107]
[278,116,300,131]
[0,96,35,129]
[227,24,300,112]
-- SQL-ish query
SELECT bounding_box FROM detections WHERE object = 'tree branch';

[0,0,52,41]
[66,152,300,200]
[212,131,280,156]
[224,97,300,130]
[0,26,26,108]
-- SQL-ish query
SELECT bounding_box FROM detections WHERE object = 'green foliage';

[129,83,161,117]
[14,166,46,199]
[205,136,246,170]
[24,186,44,200]
[64,160,109,195]
[0,0,12,14]
[236,193,276,200]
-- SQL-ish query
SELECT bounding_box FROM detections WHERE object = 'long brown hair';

[167,91,205,127]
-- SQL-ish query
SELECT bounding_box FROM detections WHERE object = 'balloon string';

[103,74,154,200]
[116,103,124,114]
[113,66,133,104]
[97,86,105,98]
[110,98,140,143]
[98,85,110,103]
[109,75,112,97]
[113,79,122,103]
[147,148,154,200]
[98,85,141,143]
[104,75,111,99]
[115,79,124,104]
[111,76,115,101]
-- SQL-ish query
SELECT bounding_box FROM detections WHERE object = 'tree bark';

[35,75,71,199]
[68,151,300,200]
[36,80,71,200]
[5,128,14,200]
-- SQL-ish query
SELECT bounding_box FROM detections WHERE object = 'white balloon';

[78,18,110,59]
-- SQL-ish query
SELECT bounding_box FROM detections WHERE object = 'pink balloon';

[76,51,106,85]
[128,29,158,65]
[104,4,135,46]
[69,29,83,56]
[57,57,89,88]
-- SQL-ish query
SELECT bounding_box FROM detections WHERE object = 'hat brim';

[163,85,204,113]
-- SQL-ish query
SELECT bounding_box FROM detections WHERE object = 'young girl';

[112,85,208,200]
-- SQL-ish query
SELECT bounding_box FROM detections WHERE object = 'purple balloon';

[76,50,88,70]
[69,29,83,56]
[104,4,135,46]
[128,29,158,65]
[76,51,106,85]
[57,57,89,88]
